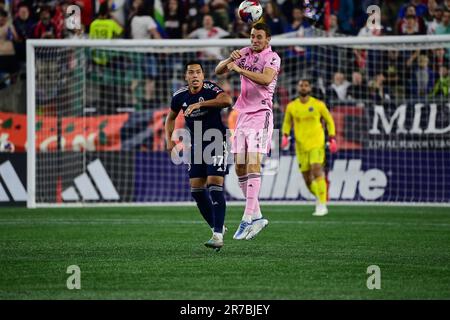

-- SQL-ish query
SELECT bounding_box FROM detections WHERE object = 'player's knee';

[302,172,312,186]
[190,178,207,189]
[207,176,224,186]
[311,165,324,179]
[235,164,247,177]
[247,163,261,174]
[234,154,246,166]
[247,152,262,167]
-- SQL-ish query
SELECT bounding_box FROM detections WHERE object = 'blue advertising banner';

[132,151,450,203]
[134,152,190,202]
[326,150,450,202]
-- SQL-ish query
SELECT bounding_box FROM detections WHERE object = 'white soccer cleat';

[211,225,228,236]
[245,218,269,240]
[204,233,224,250]
[313,204,328,216]
[233,221,253,240]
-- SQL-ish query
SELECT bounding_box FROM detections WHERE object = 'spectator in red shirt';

[33,6,61,39]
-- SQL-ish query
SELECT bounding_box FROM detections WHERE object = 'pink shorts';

[231,110,273,154]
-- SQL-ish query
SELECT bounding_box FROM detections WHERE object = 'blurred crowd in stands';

[1,0,450,111]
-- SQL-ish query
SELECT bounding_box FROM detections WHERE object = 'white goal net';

[26,36,450,207]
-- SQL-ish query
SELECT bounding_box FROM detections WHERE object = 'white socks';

[213,232,223,240]
[242,209,262,223]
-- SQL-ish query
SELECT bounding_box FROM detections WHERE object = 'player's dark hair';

[0,9,7,17]
[39,5,52,15]
[135,2,151,16]
[251,23,271,38]
[299,78,311,85]
[17,2,30,10]
[98,1,110,17]
[184,60,204,73]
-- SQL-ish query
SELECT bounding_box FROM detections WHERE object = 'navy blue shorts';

[187,161,229,179]
[187,142,229,179]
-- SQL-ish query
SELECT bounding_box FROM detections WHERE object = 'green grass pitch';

[1,205,449,299]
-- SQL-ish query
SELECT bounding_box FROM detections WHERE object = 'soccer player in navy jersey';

[165,61,233,250]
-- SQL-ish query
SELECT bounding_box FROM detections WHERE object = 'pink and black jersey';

[233,46,281,114]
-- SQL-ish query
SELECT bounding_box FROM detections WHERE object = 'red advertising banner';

[331,107,364,150]
[0,112,28,152]
[1,112,129,152]
[60,114,129,152]
[152,108,185,151]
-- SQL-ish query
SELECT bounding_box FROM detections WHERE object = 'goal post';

[26,39,36,209]
[26,35,450,208]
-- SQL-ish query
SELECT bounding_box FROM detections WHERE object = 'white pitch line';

[0,219,450,228]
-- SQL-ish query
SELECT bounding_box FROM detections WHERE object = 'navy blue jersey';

[171,81,230,177]
[170,81,227,137]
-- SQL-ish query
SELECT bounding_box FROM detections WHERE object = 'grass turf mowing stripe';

[0,206,449,299]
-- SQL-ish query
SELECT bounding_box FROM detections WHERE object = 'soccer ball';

[0,140,15,153]
[238,1,263,24]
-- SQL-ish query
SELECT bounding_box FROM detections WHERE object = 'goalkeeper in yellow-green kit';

[281,79,338,216]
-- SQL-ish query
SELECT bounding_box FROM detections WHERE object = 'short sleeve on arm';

[209,83,224,98]
[170,95,181,114]
[113,21,123,36]
[147,17,157,30]
[264,52,281,73]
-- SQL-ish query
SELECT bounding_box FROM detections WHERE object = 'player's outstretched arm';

[215,50,242,75]
[184,92,232,116]
[165,110,179,153]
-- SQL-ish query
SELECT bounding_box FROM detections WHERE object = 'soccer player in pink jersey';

[215,23,281,240]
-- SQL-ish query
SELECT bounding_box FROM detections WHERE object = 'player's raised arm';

[225,24,280,86]
[215,49,242,75]
[210,92,233,108]
[228,64,277,86]
[215,57,233,75]
[165,109,179,153]
[184,92,232,116]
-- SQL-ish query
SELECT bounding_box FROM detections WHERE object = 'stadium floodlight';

[27,35,450,208]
